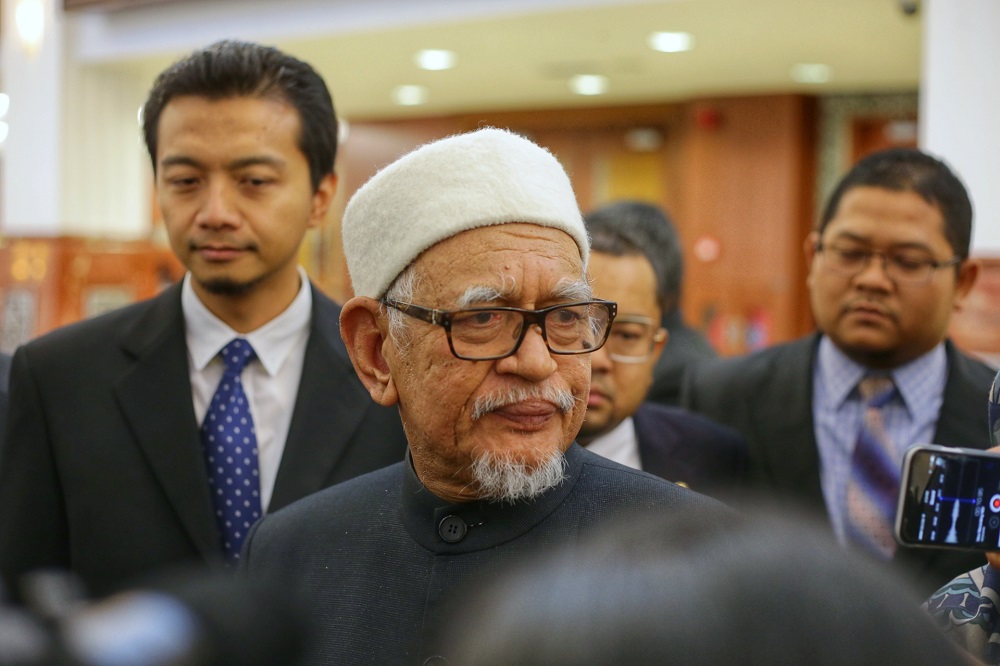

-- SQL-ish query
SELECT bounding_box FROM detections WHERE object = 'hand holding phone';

[895,444,1000,551]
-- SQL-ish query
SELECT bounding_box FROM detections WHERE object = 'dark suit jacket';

[682,333,996,595]
[0,283,407,600]
[0,352,12,392]
[630,402,746,499]
[0,352,10,458]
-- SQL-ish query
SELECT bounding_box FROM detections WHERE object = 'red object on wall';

[694,106,722,130]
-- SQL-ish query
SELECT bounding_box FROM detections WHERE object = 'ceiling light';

[15,0,45,54]
[569,74,608,96]
[392,85,428,106]
[415,49,456,71]
[791,63,831,84]
[648,32,693,53]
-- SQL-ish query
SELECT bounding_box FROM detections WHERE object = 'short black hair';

[584,201,683,315]
[819,148,973,259]
[142,39,337,192]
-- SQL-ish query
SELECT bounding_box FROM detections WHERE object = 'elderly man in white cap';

[241,128,724,665]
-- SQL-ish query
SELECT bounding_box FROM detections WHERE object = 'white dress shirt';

[183,267,312,512]
[584,417,644,471]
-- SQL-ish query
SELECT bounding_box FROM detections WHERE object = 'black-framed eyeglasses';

[815,241,961,284]
[381,298,617,361]
[604,315,668,363]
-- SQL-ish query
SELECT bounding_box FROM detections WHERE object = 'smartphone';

[895,444,1000,551]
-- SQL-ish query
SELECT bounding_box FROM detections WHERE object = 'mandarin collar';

[399,443,585,553]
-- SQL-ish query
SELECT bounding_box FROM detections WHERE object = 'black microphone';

[990,369,1000,448]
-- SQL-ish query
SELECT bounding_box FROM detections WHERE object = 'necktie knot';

[858,375,895,407]
[220,338,256,376]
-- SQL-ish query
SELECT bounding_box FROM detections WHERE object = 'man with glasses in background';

[241,128,725,664]
[577,202,746,499]
[683,148,994,594]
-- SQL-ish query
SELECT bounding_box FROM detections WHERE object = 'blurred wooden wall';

[323,94,818,356]
[0,238,182,353]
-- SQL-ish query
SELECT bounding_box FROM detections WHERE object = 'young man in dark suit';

[683,148,994,595]
[578,203,746,499]
[0,41,406,601]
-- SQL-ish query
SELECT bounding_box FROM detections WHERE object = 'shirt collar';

[817,335,946,414]
[182,266,313,375]
[584,417,637,459]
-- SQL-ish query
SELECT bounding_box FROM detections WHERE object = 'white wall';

[921,0,1000,254]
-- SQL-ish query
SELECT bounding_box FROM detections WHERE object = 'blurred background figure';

[0,568,308,665]
[579,203,746,498]
[583,201,716,407]
[448,506,969,666]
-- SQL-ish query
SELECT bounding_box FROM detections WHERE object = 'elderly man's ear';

[340,297,399,407]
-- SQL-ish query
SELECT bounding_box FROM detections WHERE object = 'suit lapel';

[633,406,681,479]
[270,289,373,510]
[750,336,826,510]
[934,341,990,447]
[113,286,220,559]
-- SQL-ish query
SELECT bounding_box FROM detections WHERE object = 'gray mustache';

[471,386,577,421]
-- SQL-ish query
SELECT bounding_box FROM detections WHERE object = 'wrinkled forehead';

[412,224,590,305]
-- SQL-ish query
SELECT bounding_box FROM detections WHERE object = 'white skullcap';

[342,127,589,298]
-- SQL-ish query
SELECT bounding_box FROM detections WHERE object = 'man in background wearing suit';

[0,40,406,601]
[586,202,717,407]
[578,204,746,499]
[683,148,994,594]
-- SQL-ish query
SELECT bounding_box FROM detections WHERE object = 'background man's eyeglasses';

[382,299,617,361]
[815,242,960,284]
[604,316,668,363]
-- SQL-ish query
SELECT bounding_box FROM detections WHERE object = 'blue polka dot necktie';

[845,375,899,560]
[200,338,262,564]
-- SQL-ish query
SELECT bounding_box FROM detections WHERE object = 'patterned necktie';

[200,338,262,564]
[845,375,899,560]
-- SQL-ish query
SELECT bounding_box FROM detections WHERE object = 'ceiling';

[86,0,923,121]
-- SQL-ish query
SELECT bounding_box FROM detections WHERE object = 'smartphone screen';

[896,445,1000,550]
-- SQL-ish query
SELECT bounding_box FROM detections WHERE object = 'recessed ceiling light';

[392,84,429,106]
[791,63,831,84]
[415,49,456,71]
[569,74,608,96]
[648,32,694,53]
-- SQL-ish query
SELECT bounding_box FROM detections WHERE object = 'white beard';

[470,450,567,503]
